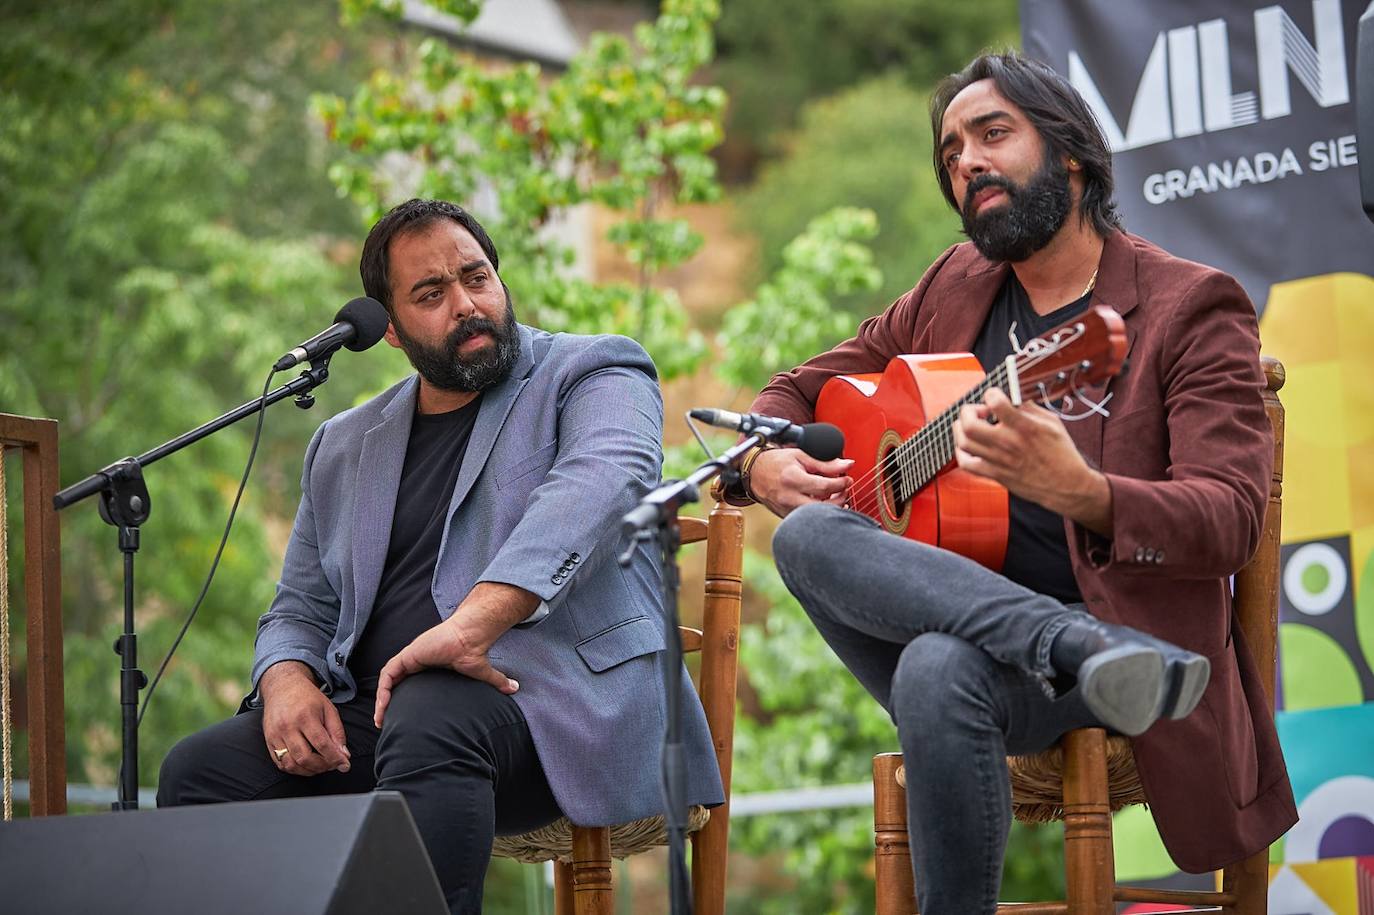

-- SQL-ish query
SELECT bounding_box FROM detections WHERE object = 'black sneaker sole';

[1161,653,1211,720]
[1078,644,1166,737]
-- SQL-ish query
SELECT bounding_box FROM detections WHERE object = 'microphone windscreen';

[336,297,391,351]
[798,422,844,461]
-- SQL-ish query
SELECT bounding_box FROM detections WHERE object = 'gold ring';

[273,747,289,760]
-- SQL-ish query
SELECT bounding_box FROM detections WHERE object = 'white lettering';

[1234,156,1257,186]
[1255,0,1349,121]
[1144,172,1169,204]
[1067,0,1352,153]
[1208,159,1236,189]
[1279,146,1304,177]
[1142,145,1310,204]
[1309,134,1360,170]
[1338,133,1359,165]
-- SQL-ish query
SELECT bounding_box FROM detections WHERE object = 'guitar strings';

[841,343,1072,517]
[842,340,1081,516]
[843,360,1015,514]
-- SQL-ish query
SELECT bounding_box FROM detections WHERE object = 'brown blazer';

[751,229,1297,872]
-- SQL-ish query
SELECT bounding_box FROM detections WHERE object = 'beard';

[392,288,521,393]
[960,150,1073,263]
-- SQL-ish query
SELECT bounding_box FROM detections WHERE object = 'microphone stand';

[52,356,337,811]
[619,431,768,915]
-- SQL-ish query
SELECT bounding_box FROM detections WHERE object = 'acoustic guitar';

[814,305,1127,571]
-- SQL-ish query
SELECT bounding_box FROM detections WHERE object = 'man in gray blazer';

[157,199,723,913]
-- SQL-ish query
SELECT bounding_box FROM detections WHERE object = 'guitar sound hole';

[886,469,906,514]
[873,432,912,536]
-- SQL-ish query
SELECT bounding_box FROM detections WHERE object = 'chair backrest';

[676,501,744,915]
[0,413,66,816]
[1232,356,1286,708]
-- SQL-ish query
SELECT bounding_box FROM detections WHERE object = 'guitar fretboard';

[890,362,1013,503]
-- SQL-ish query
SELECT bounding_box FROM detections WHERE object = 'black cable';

[136,366,277,727]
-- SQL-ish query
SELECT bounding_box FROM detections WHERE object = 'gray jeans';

[772,503,1103,915]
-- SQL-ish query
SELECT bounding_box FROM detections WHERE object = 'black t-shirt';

[348,396,483,680]
[968,274,1089,604]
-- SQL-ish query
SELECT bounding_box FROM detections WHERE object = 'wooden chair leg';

[874,752,918,915]
[1061,729,1114,915]
[1222,849,1270,915]
[691,807,729,915]
[568,825,613,915]
[554,859,575,915]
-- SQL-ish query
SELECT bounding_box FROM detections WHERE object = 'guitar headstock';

[1012,305,1127,405]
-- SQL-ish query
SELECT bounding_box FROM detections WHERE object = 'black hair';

[359,198,500,314]
[930,51,1122,236]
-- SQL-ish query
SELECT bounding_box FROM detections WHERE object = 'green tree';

[738,74,966,316]
[0,0,407,788]
[318,0,727,378]
[715,0,1018,165]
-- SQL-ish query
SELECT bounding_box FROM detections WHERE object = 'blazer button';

[1154,550,1166,564]
[334,651,344,666]
[551,574,564,585]
[569,553,580,563]
[1134,547,1146,562]
[1144,548,1156,562]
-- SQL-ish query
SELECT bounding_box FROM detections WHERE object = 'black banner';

[1023,0,1374,309]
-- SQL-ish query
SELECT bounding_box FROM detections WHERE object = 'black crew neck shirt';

[348,396,483,680]
[968,274,1090,604]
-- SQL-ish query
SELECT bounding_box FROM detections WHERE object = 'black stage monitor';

[0,792,447,914]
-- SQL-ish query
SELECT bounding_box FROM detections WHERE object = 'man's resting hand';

[260,660,351,776]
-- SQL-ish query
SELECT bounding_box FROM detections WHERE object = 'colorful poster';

[1023,0,1374,906]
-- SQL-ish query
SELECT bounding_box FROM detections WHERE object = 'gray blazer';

[250,325,724,824]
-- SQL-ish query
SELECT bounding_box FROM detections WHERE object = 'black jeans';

[157,670,563,915]
[773,504,1103,915]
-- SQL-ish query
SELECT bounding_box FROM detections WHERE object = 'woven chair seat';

[491,805,713,864]
[1006,735,1146,824]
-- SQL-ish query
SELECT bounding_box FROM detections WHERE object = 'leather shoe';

[1053,619,1210,736]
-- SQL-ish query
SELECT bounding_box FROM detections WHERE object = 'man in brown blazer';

[734,52,1297,913]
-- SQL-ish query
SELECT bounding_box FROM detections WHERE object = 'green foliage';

[341,0,482,27]
[731,551,898,912]
[716,207,881,391]
[0,0,406,787]
[317,0,726,378]
[739,74,966,315]
[715,0,1019,159]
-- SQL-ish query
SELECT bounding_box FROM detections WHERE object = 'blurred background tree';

[0,0,412,793]
[1,0,1063,910]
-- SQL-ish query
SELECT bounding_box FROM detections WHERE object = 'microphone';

[689,408,845,461]
[274,297,390,371]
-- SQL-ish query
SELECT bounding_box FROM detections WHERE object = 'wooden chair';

[491,499,744,915]
[873,356,1286,915]
[0,414,66,818]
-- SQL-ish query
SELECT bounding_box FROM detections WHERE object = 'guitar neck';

[892,361,1013,503]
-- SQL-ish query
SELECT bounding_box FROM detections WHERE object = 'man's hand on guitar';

[748,447,854,518]
[953,388,1113,536]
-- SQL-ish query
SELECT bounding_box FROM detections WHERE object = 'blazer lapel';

[350,377,418,628]
[924,259,1009,353]
[444,325,536,517]
[1065,230,1140,468]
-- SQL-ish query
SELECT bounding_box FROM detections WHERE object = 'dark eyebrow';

[408,260,490,296]
[409,274,445,296]
[939,109,1014,153]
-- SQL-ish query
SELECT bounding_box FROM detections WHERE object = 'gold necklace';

[1081,267,1099,299]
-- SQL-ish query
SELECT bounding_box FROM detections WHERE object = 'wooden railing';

[0,414,66,815]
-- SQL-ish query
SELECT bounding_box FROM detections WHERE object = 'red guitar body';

[816,354,1009,571]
